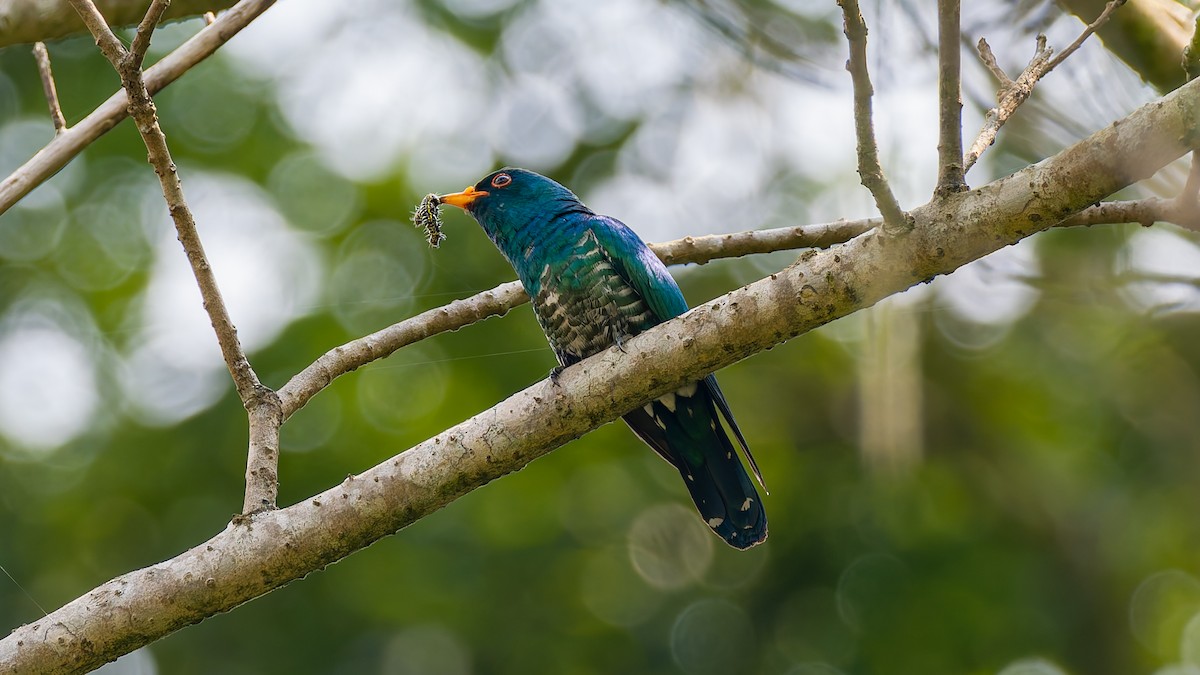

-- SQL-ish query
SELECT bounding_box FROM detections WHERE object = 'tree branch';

[837,0,911,233]
[936,0,966,194]
[0,0,239,48]
[3,72,1198,675]
[0,0,277,218]
[965,0,1126,174]
[68,0,277,513]
[31,42,67,135]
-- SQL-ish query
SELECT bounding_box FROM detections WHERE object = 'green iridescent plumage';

[436,168,767,549]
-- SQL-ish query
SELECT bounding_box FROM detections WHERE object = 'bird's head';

[437,168,586,236]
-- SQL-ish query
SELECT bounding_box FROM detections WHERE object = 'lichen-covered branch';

[0,0,277,218]
[0,0,239,47]
[3,72,1198,675]
[837,0,911,232]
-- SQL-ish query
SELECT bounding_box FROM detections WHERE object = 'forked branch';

[67,0,279,513]
[965,0,1127,172]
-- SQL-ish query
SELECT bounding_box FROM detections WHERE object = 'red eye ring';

[490,173,512,188]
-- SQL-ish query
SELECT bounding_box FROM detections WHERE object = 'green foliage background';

[2,2,1200,674]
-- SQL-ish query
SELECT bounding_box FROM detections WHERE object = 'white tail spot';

[707,517,724,528]
[740,498,753,511]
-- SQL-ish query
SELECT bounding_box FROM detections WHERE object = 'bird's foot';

[548,365,565,384]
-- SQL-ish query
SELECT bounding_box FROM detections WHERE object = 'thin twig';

[964,0,1127,173]
[976,38,1013,88]
[31,42,67,135]
[0,0,278,218]
[1061,197,1199,231]
[68,0,259,402]
[127,0,170,68]
[68,0,277,512]
[67,0,128,64]
[936,0,966,195]
[1043,0,1128,72]
[837,0,911,233]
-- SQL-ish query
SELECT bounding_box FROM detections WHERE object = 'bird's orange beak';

[437,186,488,209]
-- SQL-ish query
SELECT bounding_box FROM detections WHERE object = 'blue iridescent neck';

[473,195,593,271]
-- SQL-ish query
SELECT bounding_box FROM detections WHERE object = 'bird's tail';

[624,385,767,550]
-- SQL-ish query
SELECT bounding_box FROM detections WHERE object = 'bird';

[437,168,766,549]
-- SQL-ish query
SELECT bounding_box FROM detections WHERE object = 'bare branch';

[976,38,1014,88]
[1044,0,1128,72]
[69,0,276,511]
[837,0,911,233]
[0,0,278,218]
[31,42,67,135]
[66,0,127,64]
[244,391,282,514]
[4,73,1200,674]
[936,0,966,195]
[1062,197,1200,231]
[0,0,239,48]
[127,0,170,69]
[965,0,1126,173]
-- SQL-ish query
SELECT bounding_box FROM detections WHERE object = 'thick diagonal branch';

[3,73,1198,675]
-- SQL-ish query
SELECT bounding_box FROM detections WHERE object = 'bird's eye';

[490,173,512,188]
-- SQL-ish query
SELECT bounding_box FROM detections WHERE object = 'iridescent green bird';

[439,168,766,549]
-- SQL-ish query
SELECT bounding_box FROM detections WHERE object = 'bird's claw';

[549,365,565,384]
[614,333,629,354]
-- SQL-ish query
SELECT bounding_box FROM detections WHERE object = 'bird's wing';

[587,215,688,322]
[589,216,765,490]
